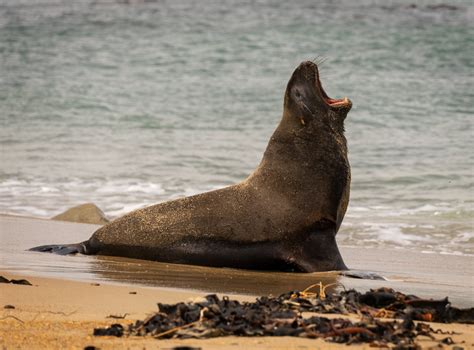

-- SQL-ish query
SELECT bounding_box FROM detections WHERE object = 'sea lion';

[31,61,353,272]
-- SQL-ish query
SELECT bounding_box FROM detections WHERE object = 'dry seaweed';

[0,275,32,286]
[290,287,474,324]
[106,313,129,319]
[93,323,124,337]
[93,287,473,347]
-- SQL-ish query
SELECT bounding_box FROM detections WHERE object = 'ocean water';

[1,0,473,256]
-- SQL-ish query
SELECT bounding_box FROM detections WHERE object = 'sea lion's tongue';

[326,97,349,107]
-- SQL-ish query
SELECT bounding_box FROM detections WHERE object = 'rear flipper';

[29,242,88,255]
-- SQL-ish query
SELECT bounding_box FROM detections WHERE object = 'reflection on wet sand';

[91,255,341,296]
[2,215,473,307]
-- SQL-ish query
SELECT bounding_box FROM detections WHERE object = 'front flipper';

[29,243,87,255]
[340,270,386,281]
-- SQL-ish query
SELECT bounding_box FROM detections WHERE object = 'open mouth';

[315,73,350,108]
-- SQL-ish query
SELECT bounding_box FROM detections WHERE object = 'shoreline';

[2,213,473,306]
[2,211,472,257]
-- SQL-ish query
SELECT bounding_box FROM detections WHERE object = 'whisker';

[312,56,321,64]
[312,55,329,66]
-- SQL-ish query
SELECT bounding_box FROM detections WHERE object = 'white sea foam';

[107,202,151,218]
[363,223,431,245]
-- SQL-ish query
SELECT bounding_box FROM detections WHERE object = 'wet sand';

[1,272,473,350]
[1,214,473,305]
[0,214,473,348]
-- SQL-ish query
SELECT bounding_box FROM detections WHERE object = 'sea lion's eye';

[294,90,301,99]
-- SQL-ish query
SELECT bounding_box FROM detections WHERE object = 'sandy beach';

[1,272,473,350]
[0,214,473,349]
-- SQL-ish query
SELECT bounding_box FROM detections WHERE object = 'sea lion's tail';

[29,242,89,255]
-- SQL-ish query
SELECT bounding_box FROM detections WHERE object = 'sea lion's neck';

[246,115,349,208]
[251,116,348,177]
[244,116,350,227]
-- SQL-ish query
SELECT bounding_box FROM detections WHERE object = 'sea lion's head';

[283,61,352,133]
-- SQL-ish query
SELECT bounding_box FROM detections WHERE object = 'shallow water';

[2,215,473,307]
[0,0,473,256]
